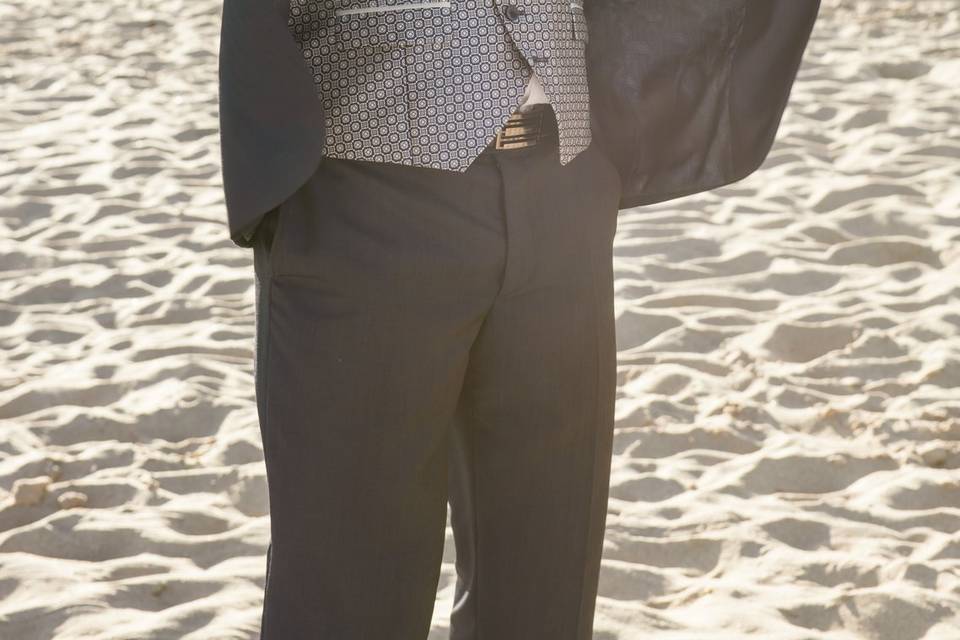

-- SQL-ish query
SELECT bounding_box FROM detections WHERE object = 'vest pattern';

[287,0,591,171]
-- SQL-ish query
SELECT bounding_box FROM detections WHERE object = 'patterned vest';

[287,0,591,171]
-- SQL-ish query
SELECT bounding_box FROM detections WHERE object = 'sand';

[1,0,959,638]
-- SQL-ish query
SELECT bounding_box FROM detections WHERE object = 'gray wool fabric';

[286,0,592,170]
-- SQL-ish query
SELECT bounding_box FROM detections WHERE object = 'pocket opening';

[334,1,451,17]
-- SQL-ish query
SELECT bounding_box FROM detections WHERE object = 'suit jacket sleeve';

[218,0,325,247]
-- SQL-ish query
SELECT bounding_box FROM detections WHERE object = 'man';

[217,1,819,638]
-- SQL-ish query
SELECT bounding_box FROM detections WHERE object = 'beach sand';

[1,0,958,637]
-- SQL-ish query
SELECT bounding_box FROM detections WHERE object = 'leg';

[448,140,622,640]
[254,154,506,639]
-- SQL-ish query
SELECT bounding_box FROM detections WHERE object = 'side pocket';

[254,205,287,276]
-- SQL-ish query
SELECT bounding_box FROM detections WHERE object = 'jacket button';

[501,4,525,21]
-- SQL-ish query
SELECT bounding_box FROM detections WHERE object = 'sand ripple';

[2,0,959,638]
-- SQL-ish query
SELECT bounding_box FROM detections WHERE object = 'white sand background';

[2,0,959,638]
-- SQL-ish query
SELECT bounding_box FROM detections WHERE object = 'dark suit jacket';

[218,0,820,248]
